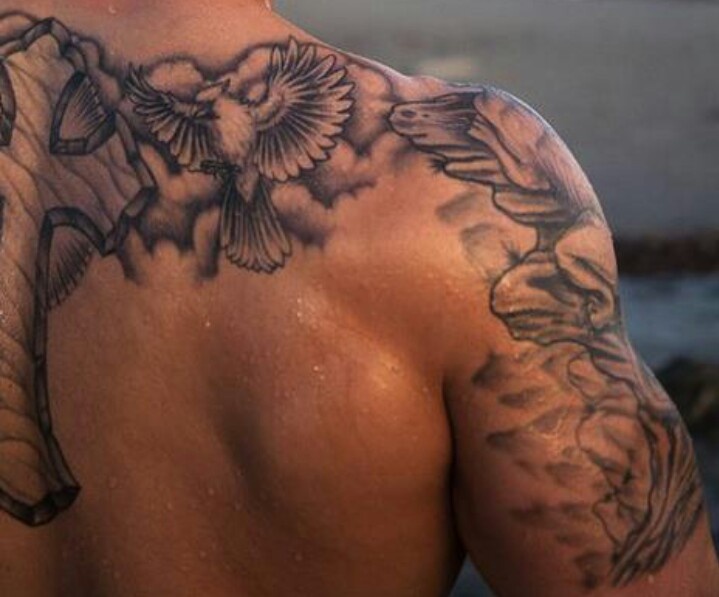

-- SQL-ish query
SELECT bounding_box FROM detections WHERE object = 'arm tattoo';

[388,90,704,588]
[0,10,704,590]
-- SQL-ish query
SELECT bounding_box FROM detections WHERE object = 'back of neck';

[9,0,296,66]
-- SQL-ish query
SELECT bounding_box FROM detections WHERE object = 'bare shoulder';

[380,76,719,593]
[386,81,601,226]
[0,9,715,594]
[369,78,609,350]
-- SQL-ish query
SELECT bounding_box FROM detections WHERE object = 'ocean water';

[450,275,719,596]
[621,275,719,369]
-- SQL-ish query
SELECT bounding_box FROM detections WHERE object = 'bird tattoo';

[125,38,354,273]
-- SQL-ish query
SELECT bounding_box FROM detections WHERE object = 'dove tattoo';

[125,38,355,273]
[0,19,364,526]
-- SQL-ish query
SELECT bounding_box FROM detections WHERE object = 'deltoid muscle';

[389,88,703,588]
[0,16,153,525]
[0,13,701,590]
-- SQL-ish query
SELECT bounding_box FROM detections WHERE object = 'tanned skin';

[0,1,716,595]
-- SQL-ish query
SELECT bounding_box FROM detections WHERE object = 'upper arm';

[389,85,719,594]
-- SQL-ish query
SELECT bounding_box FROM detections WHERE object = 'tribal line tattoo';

[389,91,704,589]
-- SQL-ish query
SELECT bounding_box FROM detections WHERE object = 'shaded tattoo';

[125,38,354,273]
[0,16,153,524]
[0,13,368,525]
[0,60,16,145]
[0,11,704,594]
[389,89,704,588]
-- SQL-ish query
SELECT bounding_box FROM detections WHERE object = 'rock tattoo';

[389,92,704,588]
[0,12,704,591]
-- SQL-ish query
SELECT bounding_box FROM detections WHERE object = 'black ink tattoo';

[0,60,16,145]
[0,16,154,525]
[0,13,368,526]
[125,38,354,273]
[50,71,116,156]
[389,88,704,589]
[0,13,703,594]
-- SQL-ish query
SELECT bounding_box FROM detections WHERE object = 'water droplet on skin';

[199,550,208,561]
[207,486,216,497]
[108,4,117,15]
[107,477,118,489]
[165,501,174,512]
[294,551,304,562]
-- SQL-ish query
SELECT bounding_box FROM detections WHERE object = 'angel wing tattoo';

[125,38,355,273]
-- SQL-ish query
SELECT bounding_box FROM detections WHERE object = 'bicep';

[391,86,717,593]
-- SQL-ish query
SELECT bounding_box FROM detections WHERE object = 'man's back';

[0,2,717,596]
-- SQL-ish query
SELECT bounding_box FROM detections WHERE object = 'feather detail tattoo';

[125,38,354,273]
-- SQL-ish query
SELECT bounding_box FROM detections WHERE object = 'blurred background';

[277,1,719,594]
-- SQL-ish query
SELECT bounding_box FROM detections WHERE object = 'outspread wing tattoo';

[125,66,218,170]
[125,38,354,273]
[0,18,359,527]
[253,39,355,182]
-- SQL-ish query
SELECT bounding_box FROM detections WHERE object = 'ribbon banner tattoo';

[0,17,153,526]
[0,15,358,525]
[0,11,705,593]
